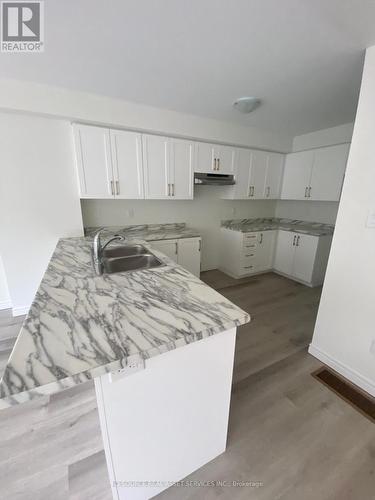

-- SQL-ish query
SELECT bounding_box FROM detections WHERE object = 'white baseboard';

[308,344,375,397]
[0,300,12,311]
[12,305,30,317]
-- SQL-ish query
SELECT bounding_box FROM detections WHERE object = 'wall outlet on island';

[109,358,145,382]
[125,208,135,218]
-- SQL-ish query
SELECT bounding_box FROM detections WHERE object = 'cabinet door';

[195,142,214,173]
[143,135,170,199]
[265,153,284,199]
[248,150,267,199]
[110,130,144,199]
[256,231,276,272]
[73,124,114,198]
[292,234,318,283]
[213,145,235,174]
[309,144,349,201]
[169,139,194,199]
[177,238,201,277]
[231,149,251,198]
[149,240,178,263]
[273,230,295,275]
[281,151,313,200]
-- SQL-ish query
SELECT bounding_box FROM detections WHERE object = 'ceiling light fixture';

[233,96,261,113]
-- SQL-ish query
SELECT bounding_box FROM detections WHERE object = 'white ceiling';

[1,0,375,136]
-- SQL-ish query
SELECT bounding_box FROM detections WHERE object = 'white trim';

[0,300,12,310]
[12,305,30,317]
[308,344,375,397]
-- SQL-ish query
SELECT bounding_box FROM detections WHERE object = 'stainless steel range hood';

[194,173,235,185]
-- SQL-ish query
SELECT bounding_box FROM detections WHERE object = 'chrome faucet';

[92,229,124,275]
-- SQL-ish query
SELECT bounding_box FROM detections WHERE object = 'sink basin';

[103,254,163,274]
[103,244,149,259]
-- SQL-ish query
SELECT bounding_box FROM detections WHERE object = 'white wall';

[309,46,375,396]
[82,191,276,271]
[274,201,339,224]
[0,112,83,315]
[0,256,11,310]
[0,78,293,153]
[275,122,354,224]
[292,122,354,152]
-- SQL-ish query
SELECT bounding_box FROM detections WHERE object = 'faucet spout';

[92,230,124,275]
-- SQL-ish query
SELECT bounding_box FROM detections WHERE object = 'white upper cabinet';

[169,138,194,199]
[143,135,194,200]
[142,134,170,199]
[265,153,284,199]
[110,129,144,199]
[281,150,314,200]
[195,142,234,174]
[281,144,349,201]
[73,124,114,199]
[230,148,251,198]
[248,150,268,199]
[309,144,349,201]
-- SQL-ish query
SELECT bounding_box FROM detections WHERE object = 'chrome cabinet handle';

[175,242,178,254]
[293,235,296,246]
[296,235,300,246]
[304,187,308,198]
[252,186,255,196]
[116,180,120,195]
[266,186,270,197]
[213,158,217,171]
[259,233,263,244]
[167,183,170,196]
[110,180,114,196]
[217,158,220,170]
[172,183,175,196]
[199,239,201,251]
[308,187,311,198]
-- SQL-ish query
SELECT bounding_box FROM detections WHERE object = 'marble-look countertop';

[221,218,334,237]
[0,237,249,408]
[84,223,201,241]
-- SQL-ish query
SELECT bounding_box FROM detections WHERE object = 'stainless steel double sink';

[102,244,164,274]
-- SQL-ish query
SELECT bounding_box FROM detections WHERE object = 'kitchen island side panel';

[95,327,237,500]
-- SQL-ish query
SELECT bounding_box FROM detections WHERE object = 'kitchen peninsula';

[0,233,249,499]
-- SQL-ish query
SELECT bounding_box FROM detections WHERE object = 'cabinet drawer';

[239,262,256,274]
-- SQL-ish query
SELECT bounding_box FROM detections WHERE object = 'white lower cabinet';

[149,238,201,277]
[220,228,332,286]
[219,229,276,278]
[273,230,332,286]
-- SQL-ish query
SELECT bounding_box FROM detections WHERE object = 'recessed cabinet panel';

[73,124,114,198]
[292,233,318,283]
[110,129,144,199]
[256,231,276,271]
[248,150,268,199]
[195,142,214,173]
[177,238,201,277]
[281,150,314,200]
[265,153,284,199]
[232,149,252,198]
[273,230,295,275]
[142,135,170,199]
[169,139,194,200]
[309,144,349,201]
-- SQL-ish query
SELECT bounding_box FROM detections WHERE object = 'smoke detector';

[233,97,261,113]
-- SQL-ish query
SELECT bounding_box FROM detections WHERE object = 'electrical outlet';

[370,339,375,356]
[109,358,145,382]
[125,208,135,218]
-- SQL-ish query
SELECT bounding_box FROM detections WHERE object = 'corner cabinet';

[222,149,284,200]
[149,238,201,277]
[281,144,349,201]
[273,230,332,286]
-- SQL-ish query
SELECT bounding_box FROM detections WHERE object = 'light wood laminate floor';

[0,271,373,500]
